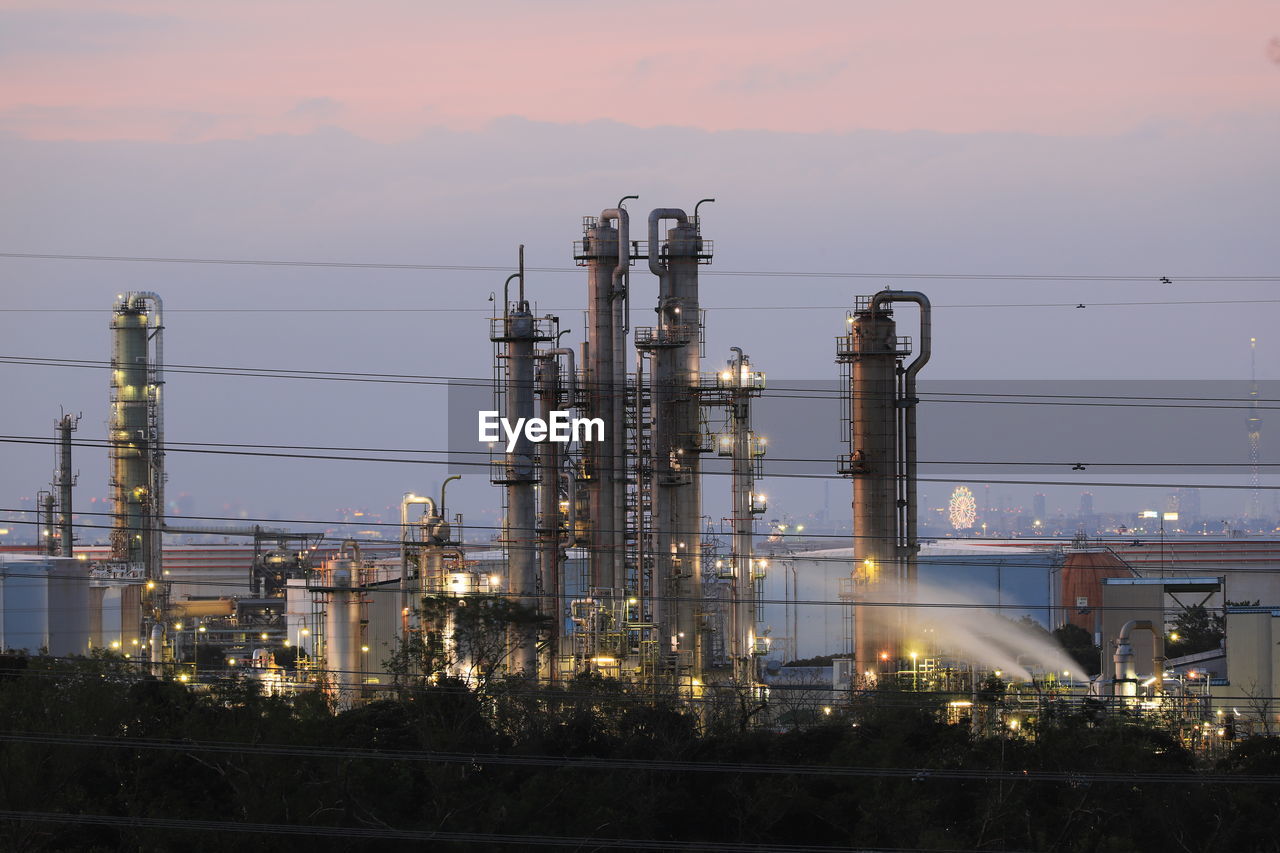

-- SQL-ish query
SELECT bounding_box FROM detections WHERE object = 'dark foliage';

[0,653,1271,852]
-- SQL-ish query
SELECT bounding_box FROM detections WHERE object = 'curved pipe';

[870,290,931,380]
[439,475,462,517]
[647,208,690,281]
[340,538,362,563]
[1113,619,1167,695]
[545,347,577,398]
[599,199,636,331]
[694,198,715,232]
[502,273,520,313]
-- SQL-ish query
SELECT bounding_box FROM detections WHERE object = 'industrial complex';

[2,201,1278,746]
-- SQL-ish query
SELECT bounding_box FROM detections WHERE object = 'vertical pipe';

[871,291,931,647]
[537,354,563,682]
[603,207,631,598]
[729,349,755,684]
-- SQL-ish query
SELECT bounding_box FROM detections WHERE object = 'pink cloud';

[2,1,1276,141]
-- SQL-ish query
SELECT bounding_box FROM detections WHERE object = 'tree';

[388,593,551,691]
[1052,623,1102,676]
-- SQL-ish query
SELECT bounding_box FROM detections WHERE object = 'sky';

[1,1,1278,537]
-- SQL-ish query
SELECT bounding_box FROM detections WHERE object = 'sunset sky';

[2,2,1278,524]
[4,1,1277,140]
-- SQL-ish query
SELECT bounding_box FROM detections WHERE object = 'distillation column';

[577,215,623,595]
[492,290,543,676]
[837,291,930,684]
[536,349,571,680]
[56,413,79,557]
[648,208,707,681]
[109,293,164,572]
[110,292,166,663]
[724,349,766,686]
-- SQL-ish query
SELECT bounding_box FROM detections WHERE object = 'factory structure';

[4,199,1280,738]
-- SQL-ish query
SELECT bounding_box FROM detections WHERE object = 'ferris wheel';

[949,486,977,529]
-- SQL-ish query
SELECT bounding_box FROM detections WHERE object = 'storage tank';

[321,557,363,708]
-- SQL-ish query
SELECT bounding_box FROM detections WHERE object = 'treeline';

[1,654,1279,852]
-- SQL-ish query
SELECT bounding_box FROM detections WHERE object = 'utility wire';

[6,432,1280,469]
[6,298,1280,313]
[3,354,1277,410]
[3,250,1275,282]
[1,435,1274,491]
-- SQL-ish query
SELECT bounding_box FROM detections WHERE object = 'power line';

[3,250,1275,282]
[4,354,1277,411]
[6,298,1280,313]
[5,431,1280,470]
[2,434,1275,491]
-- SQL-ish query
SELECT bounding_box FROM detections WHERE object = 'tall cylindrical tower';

[496,300,540,675]
[56,413,78,557]
[840,300,901,681]
[577,217,621,593]
[647,208,708,682]
[837,291,930,684]
[109,292,164,583]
